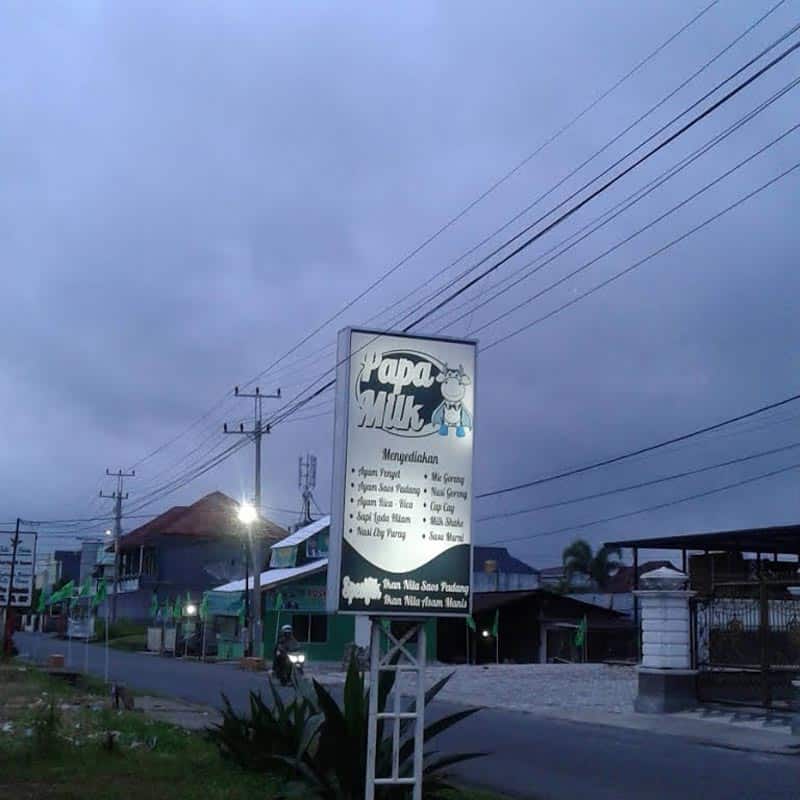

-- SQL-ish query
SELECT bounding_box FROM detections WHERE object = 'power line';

[96,19,800,512]
[433,84,800,336]
[481,157,800,351]
[477,390,800,500]
[264,31,800,431]
[400,33,800,335]
[400,1,791,335]
[486,458,800,547]
[477,440,800,522]
[233,2,720,398]
[117,2,723,485]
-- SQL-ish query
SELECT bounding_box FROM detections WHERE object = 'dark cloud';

[2,1,798,569]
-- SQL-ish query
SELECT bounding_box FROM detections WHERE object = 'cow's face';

[437,364,470,402]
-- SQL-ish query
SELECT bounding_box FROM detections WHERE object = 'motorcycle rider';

[273,623,300,684]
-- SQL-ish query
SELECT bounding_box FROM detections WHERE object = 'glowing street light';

[186,604,197,616]
[238,502,257,525]
[105,529,112,536]
[237,501,257,656]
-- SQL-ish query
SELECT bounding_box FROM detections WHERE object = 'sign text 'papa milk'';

[328,329,476,616]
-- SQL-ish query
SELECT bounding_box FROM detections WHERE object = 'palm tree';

[562,539,622,590]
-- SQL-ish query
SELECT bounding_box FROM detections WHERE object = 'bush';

[207,674,318,776]
[209,655,487,799]
[32,699,62,756]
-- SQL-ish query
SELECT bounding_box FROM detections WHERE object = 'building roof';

[538,566,566,578]
[603,560,677,593]
[121,491,287,549]
[472,589,626,621]
[605,524,800,555]
[473,546,537,575]
[212,558,328,593]
[271,516,330,550]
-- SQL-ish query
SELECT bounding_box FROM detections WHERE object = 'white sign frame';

[0,530,38,608]
[327,328,476,617]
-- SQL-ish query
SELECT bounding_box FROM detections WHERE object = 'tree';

[562,539,622,591]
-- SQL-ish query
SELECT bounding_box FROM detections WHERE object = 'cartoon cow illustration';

[432,364,473,437]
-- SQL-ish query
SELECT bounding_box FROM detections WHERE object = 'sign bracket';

[365,618,427,800]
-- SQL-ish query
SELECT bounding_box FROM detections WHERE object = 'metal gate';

[691,580,800,707]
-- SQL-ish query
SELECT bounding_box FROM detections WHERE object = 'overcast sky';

[2,1,799,570]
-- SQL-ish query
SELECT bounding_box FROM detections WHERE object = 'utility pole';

[100,468,135,622]
[224,385,280,657]
[1,519,21,657]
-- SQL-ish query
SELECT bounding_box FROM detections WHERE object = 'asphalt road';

[13,633,799,799]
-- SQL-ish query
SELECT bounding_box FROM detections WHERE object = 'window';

[291,613,328,643]
[271,546,297,569]
[306,531,329,558]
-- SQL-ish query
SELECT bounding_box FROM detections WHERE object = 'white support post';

[365,619,428,800]
[365,621,381,800]
[104,600,109,683]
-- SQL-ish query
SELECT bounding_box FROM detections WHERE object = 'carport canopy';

[606,523,800,556]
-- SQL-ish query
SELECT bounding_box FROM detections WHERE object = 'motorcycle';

[273,645,306,685]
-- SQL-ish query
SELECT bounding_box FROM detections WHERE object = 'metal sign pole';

[67,601,72,668]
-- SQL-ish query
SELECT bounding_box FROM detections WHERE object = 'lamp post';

[238,502,257,657]
[185,602,197,657]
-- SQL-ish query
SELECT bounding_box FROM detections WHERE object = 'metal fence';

[691,581,800,707]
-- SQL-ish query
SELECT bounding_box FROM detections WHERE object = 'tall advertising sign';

[0,530,37,608]
[328,328,475,616]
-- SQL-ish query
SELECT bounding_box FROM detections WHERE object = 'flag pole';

[104,598,109,683]
[67,599,72,669]
[465,623,469,665]
[84,603,89,675]
[495,609,500,665]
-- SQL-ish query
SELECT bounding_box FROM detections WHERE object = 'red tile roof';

[121,491,287,549]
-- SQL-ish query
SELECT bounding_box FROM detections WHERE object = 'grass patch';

[0,663,281,800]
[106,634,146,652]
[0,663,508,800]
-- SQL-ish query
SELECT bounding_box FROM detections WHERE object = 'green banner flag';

[574,616,587,648]
[79,577,93,599]
[466,615,476,632]
[36,589,49,614]
[173,596,183,620]
[490,609,499,637]
[237,597,246,627]
[52,580,75,604]
[93,578,107,608]
[274,591,283,610]
[149,592,159,618]
[199,593,209,622]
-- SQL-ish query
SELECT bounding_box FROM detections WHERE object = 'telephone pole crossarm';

[100,469,135,622]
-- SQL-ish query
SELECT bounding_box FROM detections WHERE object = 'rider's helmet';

[280,624,293,635]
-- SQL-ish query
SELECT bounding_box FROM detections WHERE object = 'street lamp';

[238,501,257,656]
[186,604,197,616]
[238,502,257,525]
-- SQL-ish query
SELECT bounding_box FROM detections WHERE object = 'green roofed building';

[212,516,436,663]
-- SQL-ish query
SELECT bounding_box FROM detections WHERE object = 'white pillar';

[637,590,694,670]
[634,567,697,713]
